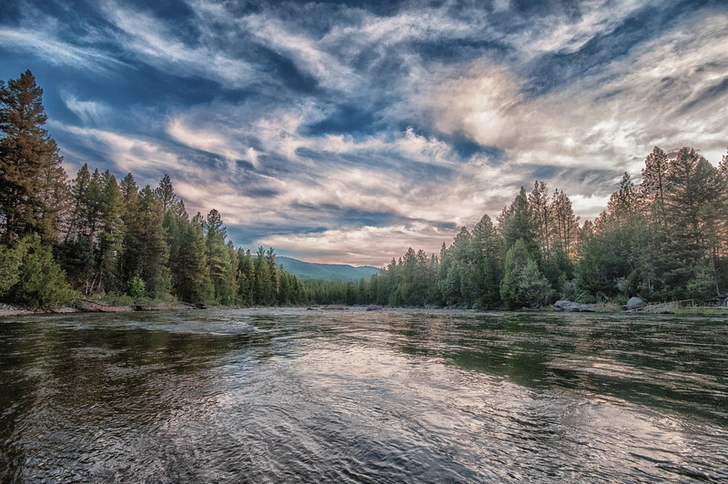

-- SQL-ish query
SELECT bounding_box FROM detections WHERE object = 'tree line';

[3,70,727,310]
[0,70,304,308]
[306,148,728,308]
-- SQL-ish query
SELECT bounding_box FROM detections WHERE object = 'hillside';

[277,256,381,282]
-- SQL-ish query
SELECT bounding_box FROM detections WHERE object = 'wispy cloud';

[421,7,728,174]
[4,0,726,265]
[0,27,120,71]
[99,1,260,88]
[62,93,112,127]
[258,223,455,267]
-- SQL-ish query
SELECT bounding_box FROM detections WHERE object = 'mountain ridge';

[277,256,381,282]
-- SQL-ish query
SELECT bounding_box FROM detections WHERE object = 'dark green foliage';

[500,239,552,309]
[127,276,146,300]
[237,249,255,306]
[10,236,75,309]
[204,209,237,304]
[470,214,504,308]
[123,186,171,299]
[2,73,726,310]
[254,246,274,305]
[172,214,213,304]
[0,71,305,309]
[499,186,539,260]
[0,70,67,245]
[0,243,22,297]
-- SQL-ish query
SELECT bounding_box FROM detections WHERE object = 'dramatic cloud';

[1,0,726,265]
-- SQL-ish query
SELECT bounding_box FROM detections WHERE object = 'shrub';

[10,236,76,309]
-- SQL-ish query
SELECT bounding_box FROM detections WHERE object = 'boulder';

[553,300,582,312]
[625,296,646,311]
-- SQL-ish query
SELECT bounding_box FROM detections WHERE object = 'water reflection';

[0,309,726,482]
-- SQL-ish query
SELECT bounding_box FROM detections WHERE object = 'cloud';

[62,93,112,126]
[243,14,362,93]
[99,1,260,88]
[421,7,728,176]
[258,223,454,267]
[7,0,727,265]
[508,0,659,58]
[0,27,120,71]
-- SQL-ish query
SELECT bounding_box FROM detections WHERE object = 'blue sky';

[2,0,727,266]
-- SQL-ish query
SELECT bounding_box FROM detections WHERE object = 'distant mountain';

[277,256,381,282]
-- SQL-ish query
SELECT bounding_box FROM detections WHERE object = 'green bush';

[10,236,76,309]
[0,243,23,297]
[500,239,552,309]
[127,276,146,299]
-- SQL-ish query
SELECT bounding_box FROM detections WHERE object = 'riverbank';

[3,301,726,320]
[0,301,205,319]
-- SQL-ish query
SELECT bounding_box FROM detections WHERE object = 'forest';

[2,70,727,310]
[0,70,305,309]
[308,146,728,308]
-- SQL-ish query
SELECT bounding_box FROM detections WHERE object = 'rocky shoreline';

[0,301,206,319]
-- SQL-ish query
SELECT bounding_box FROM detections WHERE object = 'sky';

[1,0,727,266]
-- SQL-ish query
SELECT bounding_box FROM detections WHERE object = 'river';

[1,308,726,482]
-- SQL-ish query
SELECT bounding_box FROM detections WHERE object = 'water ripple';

[1,309,726,482]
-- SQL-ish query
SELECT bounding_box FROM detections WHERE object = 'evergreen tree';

[155,174,177,213]
[550,189,579,260]
[440,227,472,306]
[529,181,551,257]
[254,246,273,305]
[576,173,650,298]
[470,214,504,308]
[499,186,539,259]
[662,147,722,297]
[57,164,103,293]
[204,209,238,304]
[121,186,170,299]
[10,235,74,309]
[266,247,280,303]
[93,172,124,294]
[237,249,255,306]
[639,146,669,229]
[174,215,212,303]
[500,238,551,308]
[0,70,67,244]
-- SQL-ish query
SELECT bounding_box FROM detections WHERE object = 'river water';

[1,308,726,482]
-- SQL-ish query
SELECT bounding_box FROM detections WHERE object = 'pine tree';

[237,248,255,306]
[93,172,124,294]
[155,174,176,213]
[175,215,212,303]
[498,186,539,259]
[500,238,551,308]
[471,214,504,308]
[121,186,170,299]
[640,147,669,228]
[550,189,579,260]
[528,181,551,257]
[0,70,67,244]
[254,246,273,305]
[662,147,722,297]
